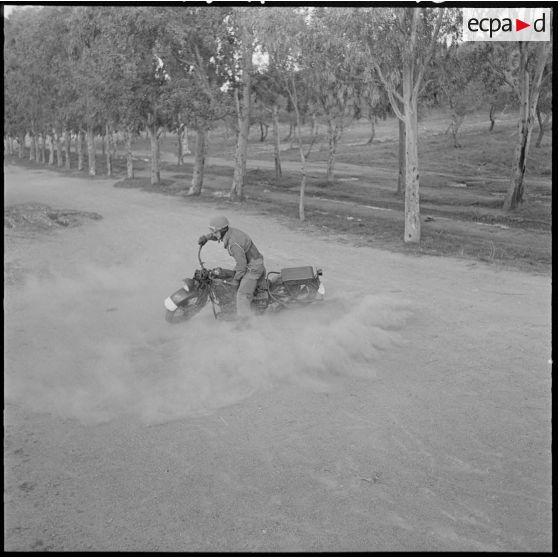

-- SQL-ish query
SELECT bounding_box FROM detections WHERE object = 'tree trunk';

[297,117,307,221]
[125,129,134,179]
[504,67,530,210]
[105,124,112,177]
[29,133,35,161]
[397,118,406,195]
[18,134,25,158]
[299,156,307,222]
[55,131,63,167]
[183,126,190,154]
[535,107,550,148]
[188,128,207,196]
[177,124,185,166]
[148,124,161,185]
[231,75,251,199]
[326,118,338,184]
[488,104,496,132]
[289,123,297,150]
[450,113,465,148]
[295,104,307,221]
[39,133,46,163]
[231,20,252,202]
[291,80,306,221]
[259,121,268,142]
[77,130,84,171]
[403,63,420,243]
[48,134,55,165]
[311,113,318,139]
[504,43,549,211]
[285,122,294,141]
[110,130,116,173]
[86,126,96,176]
[33,134,40,163]
[366,116,376,145]
[272,104,282,182]
[64,130,71,169]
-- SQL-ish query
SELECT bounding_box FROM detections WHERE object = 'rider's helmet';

[209,215,229,239]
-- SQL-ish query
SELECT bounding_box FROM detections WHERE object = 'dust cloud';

[4,260,412,426]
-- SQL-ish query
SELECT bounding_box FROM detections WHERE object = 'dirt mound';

[4,202,103,231]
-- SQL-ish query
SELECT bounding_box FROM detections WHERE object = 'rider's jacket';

[222,227,264,282]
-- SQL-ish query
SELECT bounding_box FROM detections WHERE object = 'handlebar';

[196,243,236,282]
[198,243,206,269]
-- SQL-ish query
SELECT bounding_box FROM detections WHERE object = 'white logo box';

[462,7,551,42]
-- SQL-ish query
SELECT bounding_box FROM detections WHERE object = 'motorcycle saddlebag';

[280,266,315,285]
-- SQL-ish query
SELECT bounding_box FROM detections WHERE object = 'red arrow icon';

[516,18,530,31]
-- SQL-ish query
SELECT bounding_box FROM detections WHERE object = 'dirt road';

[3,165,551,552]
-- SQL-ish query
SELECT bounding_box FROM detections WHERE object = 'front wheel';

[165,294,207,324]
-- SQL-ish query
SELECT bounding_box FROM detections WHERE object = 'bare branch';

[529,42,551,113]
[371,58,404,105]
[486,55,518,96]
[304,126,318,159]
[386,88,405,121]
[408,7,419,63]
[371,58,404,120]
[419,78,433,97]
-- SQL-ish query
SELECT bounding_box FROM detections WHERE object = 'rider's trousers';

[236,259,265,317]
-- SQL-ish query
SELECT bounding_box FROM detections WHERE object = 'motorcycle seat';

[280,266,315,284]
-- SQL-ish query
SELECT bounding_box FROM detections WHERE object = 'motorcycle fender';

[164,287,197,311]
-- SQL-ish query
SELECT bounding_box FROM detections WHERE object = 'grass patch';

[113,176,183,195]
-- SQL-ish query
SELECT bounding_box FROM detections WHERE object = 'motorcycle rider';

[198,216,265,319]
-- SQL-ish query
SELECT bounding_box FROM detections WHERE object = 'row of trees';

[4,6,552,242]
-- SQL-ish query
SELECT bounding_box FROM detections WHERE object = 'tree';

[230,7,254,201]
[4,7,50,162]
[98,7,177,185]
[66,6,113,176]
[502,41,551,210]
[534,56,552,148]
[438,43,484,148]
[365,7,446,243]
[354,77,391,146]
[257,7,319,221]
[482,40,552,209]
[251,65,288,183]
[163,6,234,195]
[472,43,517,132]
[4,10,31,159]
[304,8,359,184]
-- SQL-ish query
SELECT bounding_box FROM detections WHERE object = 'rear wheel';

[165,294,207,324]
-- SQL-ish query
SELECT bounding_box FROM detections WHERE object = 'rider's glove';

[198,235,208,246]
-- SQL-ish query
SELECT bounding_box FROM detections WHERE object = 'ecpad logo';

[462,8,550,42]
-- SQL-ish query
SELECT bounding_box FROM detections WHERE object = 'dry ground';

[3,164,552,552]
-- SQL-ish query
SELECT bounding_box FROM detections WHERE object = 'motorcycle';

[164,243,325,323]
